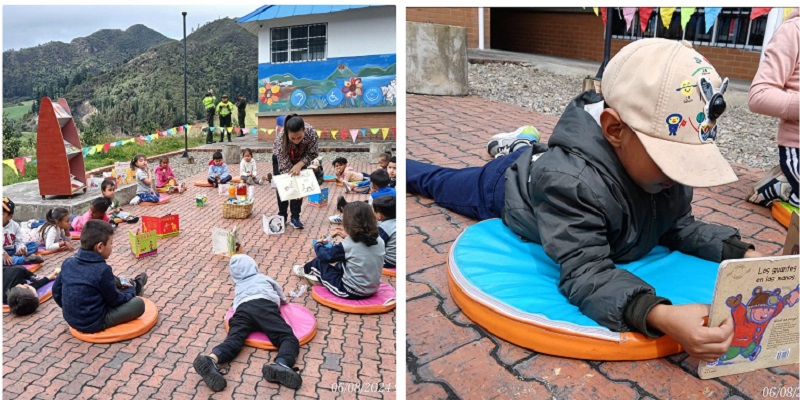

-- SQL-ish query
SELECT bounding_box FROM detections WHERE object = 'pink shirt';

[337,166,364,182]
[154,165,176,188]
[748,9,799,148]
[71,211,110,232]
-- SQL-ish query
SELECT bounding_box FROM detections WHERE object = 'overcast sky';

[2,4,260,51]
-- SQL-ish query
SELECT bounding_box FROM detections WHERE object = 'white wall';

[257,6,396,64]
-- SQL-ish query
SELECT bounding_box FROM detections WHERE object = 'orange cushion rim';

[311,288,396,315]
[382,268,396,277]
[139,197,171,207]
[68,297,158,343]
[772,202,795,228]
[223,318,317,351]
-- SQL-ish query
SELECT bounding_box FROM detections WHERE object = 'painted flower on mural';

[341,77,363,99]
[381,79,397,105]
[259,82,281,106]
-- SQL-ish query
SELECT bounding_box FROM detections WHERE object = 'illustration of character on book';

[709,285,799,366]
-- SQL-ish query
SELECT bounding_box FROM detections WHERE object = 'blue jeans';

[4,242,38,265]
[406,147,527,220]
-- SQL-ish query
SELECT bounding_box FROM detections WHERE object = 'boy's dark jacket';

[53,249,136,333]
[502,90,751,336]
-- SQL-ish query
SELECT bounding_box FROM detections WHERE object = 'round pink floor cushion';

[223,303,317,350]
[311,282,396,314]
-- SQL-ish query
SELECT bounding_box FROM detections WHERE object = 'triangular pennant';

[14,158,25,177]
[267,129,274,135]
[136,137,144,145]
[623,8,636,32]
[360,128,367,137]
[382,128,390,140]
[115,141,122,146]
[317,129,322,138]
[600,8,607,27]
[24,157,32,163]
[177,126,184,133]
[210,127,216,132]
[95,144,104,152]
[103,143,111,153]
[3,159,19,176]
[660,7,676,29]
[751,7,771,20]
[784,8,793,21]
[330,130,338,140]
[350,129,359,143]
[342,128,349,141]
[681,7,696,32]
[371,128,379,134]
[251,128,257,135]
[639,7,654,33]
[704,8,722,33]
[593,7,599,16]
[234,127,241,134]
[88,146,97,155]
[83,147,90,157]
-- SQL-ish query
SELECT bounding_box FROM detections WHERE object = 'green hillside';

[2,24,172,102]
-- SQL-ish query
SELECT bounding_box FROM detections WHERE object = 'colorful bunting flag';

[593,7,599,16]
[210,127,216,132]
[3,159,18,176]
[600,8,607,27]
[177,126,184,133]
[751,8,771,20]
[250,128,257,135]
[103,143,110,153]
[94,144,104,153]
[660,7,676,29]
[360,128,367,137]
[381,128,390,140]
[330,130,338,140]
[704,7,721,33]
[623,8,636,32]
[370,128,379,135]
[317,129,322,138]
[267,129,274,135]
[83,147,90,157]
[136,137,144,145]
[14,158,25,176]
[350,129,359,143]
[680,7,696,32]
[639,7,654,33]
[234,127,240,134]
[784,8,794,21]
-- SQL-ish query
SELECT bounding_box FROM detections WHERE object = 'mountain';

[63,18,258,134]
[2,24,172,101]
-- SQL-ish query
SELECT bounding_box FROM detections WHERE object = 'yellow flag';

[381,128,390,140]
[2,159,19,175]
[593,7,599,16]
[660,7,676,29]
[95,144,104,152]
[331,130,338,140]
[267,129,274,135]
[317,130,322,138]
[371,128,379,134]
[784,8,794,21]
[680,7,696,32]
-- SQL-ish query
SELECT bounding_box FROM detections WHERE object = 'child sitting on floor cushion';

[38,207,74,252]
[3,197,43,266]
[130,154,160,204]
[53,220,148,333]
[4,265,58,315]
[294,201,385,299]
[193,253,301,392]
[154,157,187,194]
[208,151,232,188]
[101,180,139,225]
[71,198,111,232]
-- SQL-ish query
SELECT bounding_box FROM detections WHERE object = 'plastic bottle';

[228,183,235,199]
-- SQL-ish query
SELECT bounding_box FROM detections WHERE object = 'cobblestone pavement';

[406,93,798,399]
[3,160,396,399]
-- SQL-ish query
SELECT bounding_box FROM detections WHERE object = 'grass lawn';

[2,100,33,121]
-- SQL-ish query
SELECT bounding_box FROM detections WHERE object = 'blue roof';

[238,5,372,23]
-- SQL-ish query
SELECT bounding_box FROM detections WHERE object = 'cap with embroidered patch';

[602,38,737,187]
[3,197,15,214]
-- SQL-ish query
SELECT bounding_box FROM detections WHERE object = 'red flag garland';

[639,7,654,33]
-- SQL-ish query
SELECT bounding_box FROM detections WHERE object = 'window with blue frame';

[271,23,327,63]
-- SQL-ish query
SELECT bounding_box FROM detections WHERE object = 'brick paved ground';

[3,159,396,399]
[406,94,799,399]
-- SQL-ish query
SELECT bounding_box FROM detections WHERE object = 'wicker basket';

[222,201,253,219]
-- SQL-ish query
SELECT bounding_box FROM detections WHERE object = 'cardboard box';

[130,230,158,258]
[308,187,329,207]
[142,214,180,238]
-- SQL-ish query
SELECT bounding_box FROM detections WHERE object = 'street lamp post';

[181,11,189,158]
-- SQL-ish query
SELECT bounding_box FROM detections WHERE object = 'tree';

[81,113,108,146]
[2,115,23,159]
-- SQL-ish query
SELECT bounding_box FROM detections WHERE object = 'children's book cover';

[212,226,238,257]
[129,230,158,258]
[783,212,798,256]
[699,256,799,379]
[263,214,285,235]
[273,169,321,201]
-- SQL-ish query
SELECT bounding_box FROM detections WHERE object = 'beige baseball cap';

[602,38,737,187]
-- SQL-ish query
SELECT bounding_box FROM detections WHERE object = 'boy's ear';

[93,241,104,253]
[600,108,625,148]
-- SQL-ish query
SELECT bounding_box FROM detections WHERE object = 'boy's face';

[387,162,396,179]
[2,210,11,225]
[95,236,113,259]
[16,283,37,296]
[102,185,116,199]
[214,159,223,166]
[334,163,345,174]
[378,159,389,169]
[615,124,674,194]
[374,210,385,221]
[243,153,252,162]
[90,207,106,220]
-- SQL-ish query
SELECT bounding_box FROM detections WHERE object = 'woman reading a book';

[273,114,319,230]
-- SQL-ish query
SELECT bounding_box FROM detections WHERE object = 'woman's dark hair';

[342,201,379,246]
[90,198,110,214]
[100,179,116,192]
[130,154,146,171]
[80,220,115,250]
[212,151,223,160]
[389,156,396,163]
[332,157,348,167]
[242,148,253,157]
[39,207,70,244]
[7,286,39,316]
[281,113,304,155]
[372,195,396,219]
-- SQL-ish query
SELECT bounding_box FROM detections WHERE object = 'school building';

[239,5,396,140]
[407,7,791,81]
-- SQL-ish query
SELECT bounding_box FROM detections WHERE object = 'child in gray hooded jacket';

[193,254,301,392]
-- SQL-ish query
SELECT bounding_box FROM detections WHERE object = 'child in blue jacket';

[208,151,232,188]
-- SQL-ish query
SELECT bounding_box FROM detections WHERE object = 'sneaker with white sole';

[129,196,141,205]
[292,264,319,283]
[746,165,791,207]
[328,214,342,224]
[488,125,542,158]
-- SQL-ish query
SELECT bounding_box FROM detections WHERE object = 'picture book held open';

[272,169,321,201]
[212,226,238,257]
[698,254,799,379]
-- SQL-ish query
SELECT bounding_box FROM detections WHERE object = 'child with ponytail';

[38,207,74,252]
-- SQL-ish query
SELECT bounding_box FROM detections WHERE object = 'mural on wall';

[258,54,396,113]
